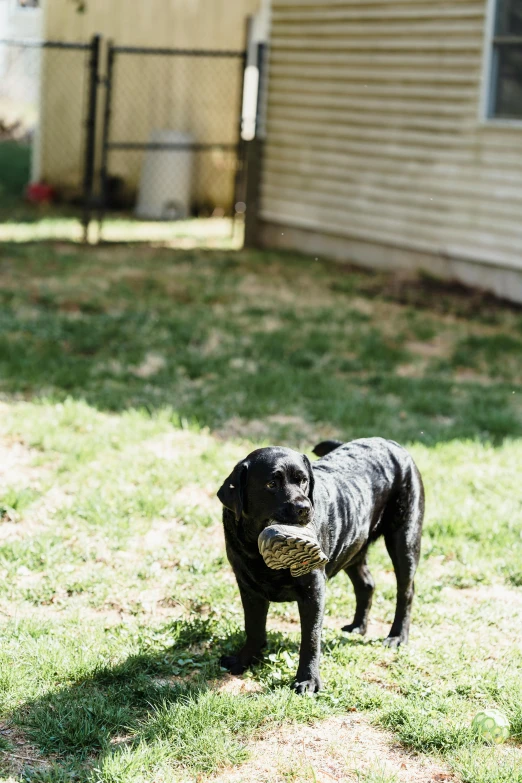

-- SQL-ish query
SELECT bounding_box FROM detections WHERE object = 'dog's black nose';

[294,500,310,522]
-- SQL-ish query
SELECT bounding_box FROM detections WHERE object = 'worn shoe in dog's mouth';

[258,522,329,577]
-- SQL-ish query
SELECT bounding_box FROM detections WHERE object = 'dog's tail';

[312,440,344,458]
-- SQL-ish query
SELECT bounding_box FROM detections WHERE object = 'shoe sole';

[258,525,328,577]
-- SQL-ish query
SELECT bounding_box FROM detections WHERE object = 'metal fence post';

[244,42,265,249]
[98,39,115,241]
[231,17,251,239]
[82,33,101,243]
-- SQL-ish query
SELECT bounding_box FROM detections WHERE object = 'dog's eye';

[300,478,308,488]
[266,480,277,490]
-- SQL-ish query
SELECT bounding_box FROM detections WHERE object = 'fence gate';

[0,37,99,241]
[98,43,247,239]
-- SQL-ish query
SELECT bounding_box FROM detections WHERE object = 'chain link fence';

[99,45,247,233]
[0,39,96,239]
[0,36,252,244]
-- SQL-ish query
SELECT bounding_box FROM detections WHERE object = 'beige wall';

[39,0,259,208]
[259,0,522,302]
[44,0,257,49]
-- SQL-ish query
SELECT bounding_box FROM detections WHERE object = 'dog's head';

[217,447,315,539]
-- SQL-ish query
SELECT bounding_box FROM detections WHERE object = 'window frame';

[481,0,522,126]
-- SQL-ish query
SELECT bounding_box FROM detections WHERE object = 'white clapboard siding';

[260,0,522,284]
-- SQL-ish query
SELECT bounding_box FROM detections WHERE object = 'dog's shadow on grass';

[2,618,304,782]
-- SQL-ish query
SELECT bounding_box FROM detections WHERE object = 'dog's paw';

[383,635,407,649]
[220,654,248,675]
[342,622,367,636]
[293,674,322,695]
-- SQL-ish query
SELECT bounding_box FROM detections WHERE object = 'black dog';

[217,438,424,694]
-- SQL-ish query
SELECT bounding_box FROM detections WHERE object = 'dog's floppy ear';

[217,461,249,522]
[303,454,315,506]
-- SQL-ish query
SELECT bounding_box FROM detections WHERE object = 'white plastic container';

[135,130,194,220]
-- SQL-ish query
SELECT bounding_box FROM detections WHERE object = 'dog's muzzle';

[258,522,329,577]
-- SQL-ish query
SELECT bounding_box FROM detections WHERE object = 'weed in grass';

[0,486,41,521]
[276,759,323,782]
[451,334,522,384]
[26,686,137,757]
[452,747,522,783]
[379,701,474,753]
[354,765,398,783]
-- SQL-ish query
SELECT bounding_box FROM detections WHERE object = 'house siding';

[259,0,522,299]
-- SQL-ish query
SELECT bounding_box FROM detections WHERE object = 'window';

[488,0,522,119]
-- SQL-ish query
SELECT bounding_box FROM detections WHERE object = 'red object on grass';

[26,182,56,204]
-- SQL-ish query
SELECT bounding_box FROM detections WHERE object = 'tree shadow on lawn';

[1,243,522,447]
[2,617,309,782]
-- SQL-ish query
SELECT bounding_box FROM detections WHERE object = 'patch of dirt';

[0,438,47,491]
[213,674,263,695]
[130,352,166,378]
[396,336,454,379]
[52,243,83,255]
[268,613,390,640]
[0,600,131,628]
[144,430,217,461]
[172,484,216,512]
[229,357,258,374]
[152,672,200,688]
[0,721,52,779]
[406,339,450,360]
[125,517,182,554]
[456,584,522,607]
[208,714,457,783]
[416,583,522,652]
[0,484,73,542]
[453,368,495,384]
[358,269,522,320]
[255,315,285,333]
[201,328,226,356]
[125,504,223,558]
[215,415,339,447]
[237,273,336,309]
[396,363,424,378]
[433,415,456,427]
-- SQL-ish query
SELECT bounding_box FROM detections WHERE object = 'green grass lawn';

[0,242,521,782]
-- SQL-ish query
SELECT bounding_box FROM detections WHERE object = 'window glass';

[495,0,522,36]
[494,45,522,118]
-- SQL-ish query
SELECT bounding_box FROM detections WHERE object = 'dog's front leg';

[294,570,326,694]
[221,583,268,675]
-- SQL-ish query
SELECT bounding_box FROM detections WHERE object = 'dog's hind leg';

[342,554,375,636]
[383,467,424,648]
